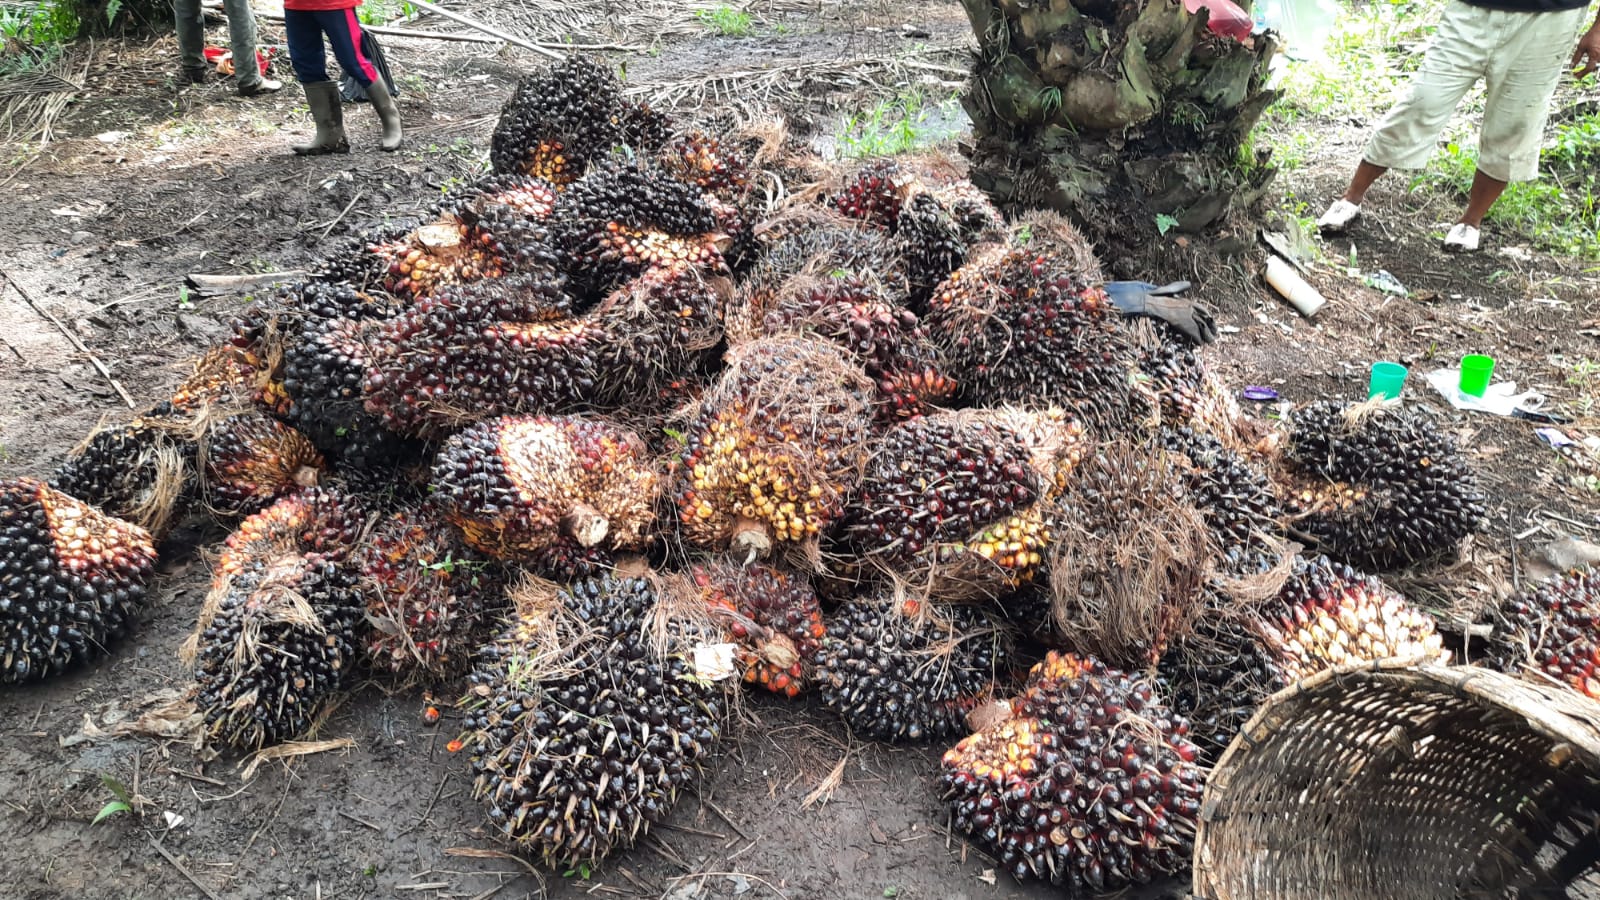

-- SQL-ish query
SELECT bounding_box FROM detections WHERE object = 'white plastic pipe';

[1264,254,1326,318]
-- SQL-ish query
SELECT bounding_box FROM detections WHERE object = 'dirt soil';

[0,1,1596,899]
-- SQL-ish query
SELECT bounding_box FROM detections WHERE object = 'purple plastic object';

[1241,386,1279,401]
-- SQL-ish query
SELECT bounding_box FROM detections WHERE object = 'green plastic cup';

[1459,354,1495,398]
[1368,362,1408,401]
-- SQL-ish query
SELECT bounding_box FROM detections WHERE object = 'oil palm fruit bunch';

[619,100,673,153]
[1488,564,1600,699]
[489,55,634,183]
[521,536,620,584]
[1156,616,1287,762]
[932,180,1004,243]
[1261,555,1447,680]
[1140,336,1252,449]
[671,337,872,561]
[816,600,1007,742]
[761,277,955,424]
[940,652,1203,891]
[660,130,751,199]
[1281,401,1485,571]
[690,563,825,698]
[49,403,195,541]
[281,313,418,471]
[1046,440,1212,668]
[353,505,504,678]
[192,551,364,749]
[922,246,1148,433]
[361,273,596,436]
[379,214,553,301]
[430,415,659,563]
[281,274,404,323]
[588,261,730,409]
[312,221,420,290]
[440,172,560,223]
[729,208,909,344]
[832,410,1079,601]
[190,488,370,748]
[0,478,157,683]
[895,191,970,306]
[459,575,723,869]
[169,343,281,415]
[212,487,370,576]
[832,159,907,228]
[201,412,325,517]
[1161,427,1283,576]
[549,160,724,298]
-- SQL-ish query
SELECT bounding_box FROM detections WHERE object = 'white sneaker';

[1316,199,1362,233]
[1443,223,1480,252]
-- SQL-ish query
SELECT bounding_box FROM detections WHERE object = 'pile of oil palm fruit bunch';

[0,53,1523,892]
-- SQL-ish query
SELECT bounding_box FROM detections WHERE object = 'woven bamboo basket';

[1193,659,1600,899]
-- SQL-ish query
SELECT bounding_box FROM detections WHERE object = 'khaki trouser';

[174,0,267,91]
[1365,0,1588,182]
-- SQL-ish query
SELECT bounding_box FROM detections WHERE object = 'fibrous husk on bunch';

[458,574,725,868]
[671,336,874,564]
[815,596,1011,742]
[831,407,1085,604]
[940,652,1203,892]
[187,487,373,750]
[755,273,955,423]
[1043,439,1213,667]
[353,504,506,679]
[921,243,1151,433]
[0,478,158,683]
[1279,399,1485,571]
[430,415,660,565]
[49,405,197,541]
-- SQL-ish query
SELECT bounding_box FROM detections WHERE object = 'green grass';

[835,88,962,158]
[696,5,753,37]
[357,0,416,27]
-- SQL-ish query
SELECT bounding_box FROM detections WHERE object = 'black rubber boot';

[292,81,349,156]
[363,78,402,152]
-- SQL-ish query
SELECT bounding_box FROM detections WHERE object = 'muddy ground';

[1,1,1597,898]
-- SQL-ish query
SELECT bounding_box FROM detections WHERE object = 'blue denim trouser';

[284,7,377,86]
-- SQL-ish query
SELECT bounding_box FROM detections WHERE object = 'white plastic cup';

[1264,255,1327,318]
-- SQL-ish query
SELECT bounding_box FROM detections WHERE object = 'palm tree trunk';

[959,0,1280,241]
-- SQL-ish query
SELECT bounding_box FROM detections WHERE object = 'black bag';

[338,29,398,102]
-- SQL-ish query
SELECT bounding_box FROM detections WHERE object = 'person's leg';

[221,0,279,94]
[321,9,401,150]
[320,7,379,87]
[1459,170,1508,228]
[1471,7,1588,221]
[173,0,207,81]
[1321,1,1489,230]
[284,9,346,155]
[1342,160,1389,206]
[283,8,331,85]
